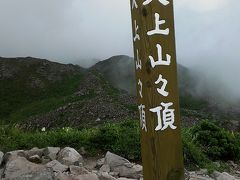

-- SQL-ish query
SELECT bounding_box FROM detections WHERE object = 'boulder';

[2,150,26,163]
[57,147,83,166]
[54,172,71,180]
[96,158,105,168]
[189,171,213,180]
[104,152,130,170]
[103,152,142,179]
[0,168,3,179]
[56,172,98,180]
[4,168,54,180]
[3,156,54,179]
[212,171,236,180]
[75,173,99,180]
[43,147,60,160]
[42,156,52,164]
[26,147,44,158]
[112,163,142,179]
[0,151,3,165]
[98,172,117,180]
[99,164,110,173]
[29,155,42,164]
[46,160,68,173]
[184,169,190,180]
[69,165,89,175]
[109,172,119,178]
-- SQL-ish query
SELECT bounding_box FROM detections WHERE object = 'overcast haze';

[0,0,240,101]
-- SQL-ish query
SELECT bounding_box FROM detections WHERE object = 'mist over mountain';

[91,55,240,108]
[0,56,239,131]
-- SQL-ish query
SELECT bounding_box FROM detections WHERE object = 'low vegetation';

[0,74,83,123]
[0,120,239,172]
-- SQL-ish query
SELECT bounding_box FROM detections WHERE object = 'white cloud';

[176,0,232,12]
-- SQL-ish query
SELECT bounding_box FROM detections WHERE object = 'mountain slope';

[91,55,208,109]
[91,55,240,130]
[91,55,193,95]
[91,55,136,95]
[0,57,85,120]
[1,56,239,131]
[0,57,137,128]
[22,71,137,129]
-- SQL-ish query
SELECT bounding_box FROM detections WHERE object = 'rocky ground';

[21,71,137,130]
[0,147,239,180]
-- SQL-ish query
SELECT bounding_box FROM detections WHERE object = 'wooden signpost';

[130,0,184,179]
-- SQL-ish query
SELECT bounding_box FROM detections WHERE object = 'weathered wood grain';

[130,0,184,179]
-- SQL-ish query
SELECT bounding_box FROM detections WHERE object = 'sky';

[0,0,239,100]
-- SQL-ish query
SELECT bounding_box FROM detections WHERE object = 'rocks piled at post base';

[0,147,238,180]
[0,147,143,180]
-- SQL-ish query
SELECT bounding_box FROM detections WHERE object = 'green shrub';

[0,120,141,160]
[182,128,209,169]
[1,119,239,171]
[90,120,141,160]
[191,120,240,161]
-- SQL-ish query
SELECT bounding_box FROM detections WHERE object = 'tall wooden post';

[130,0,184,179]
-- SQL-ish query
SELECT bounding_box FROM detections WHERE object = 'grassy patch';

[0,120,140,159]
[0,74,83,120]
[5,92,96,125]
[0,120,239,172]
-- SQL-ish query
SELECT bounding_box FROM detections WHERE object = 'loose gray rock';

[100,164,111,173]
[43,147,60,160]
[4,168,54,180]
[29,155,42,164]
[0,168,4,180]
[113,163,142,179]
[0,152,3,166]
[104,152,130,170]
[75,173,99,180]
[212,171,236,180]
[57,147,83,166]
[26,147,44,158]
[103,152,142,179]
[46,160,68,173]
[109,172,119,178]
[96,158,105,168]
[3,156,54,179]
[54,172,71,180]
[189,171,213,180]
[69,165,89,175]
[42,156,52,164]
[98,172,117,180]
[3,150,26,163]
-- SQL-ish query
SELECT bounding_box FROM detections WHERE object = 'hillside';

[0,57,137,129]
[0,57,85,119]
[91,55,240,130]
[0,56,239,131]
[91,55,136,95]
[91,55,207,108]
[1,56,240,177]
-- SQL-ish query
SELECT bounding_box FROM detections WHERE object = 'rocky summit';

[0,147,239,180]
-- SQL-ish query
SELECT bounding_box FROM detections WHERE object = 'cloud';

[176,0,233,12]
[0,0,133,65]
[0,0,239,101]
